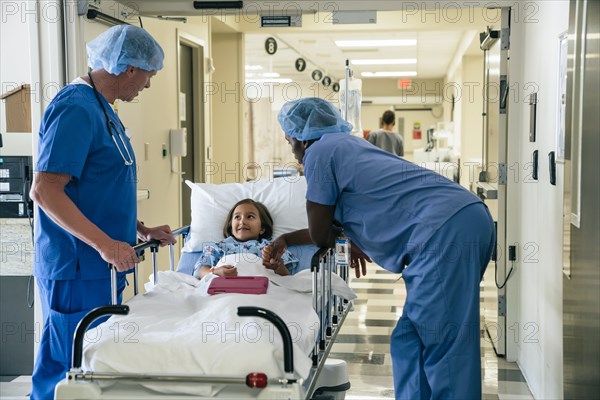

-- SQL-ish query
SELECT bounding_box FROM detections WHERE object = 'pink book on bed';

[207,276,269,295]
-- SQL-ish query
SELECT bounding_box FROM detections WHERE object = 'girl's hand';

[262,243,286,270]
[213,265,237,277]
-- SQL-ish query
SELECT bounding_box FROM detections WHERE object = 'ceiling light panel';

[351,59,417,65]
[246,78,293,84]
[361,71,418,77]
[340,48,380,53]
[335,39,417,47]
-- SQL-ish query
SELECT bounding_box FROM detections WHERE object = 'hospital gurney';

[55,226,354,399]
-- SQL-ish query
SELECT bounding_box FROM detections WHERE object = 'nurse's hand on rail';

[139,224,177,246]
[350,242,370,278]
[99,240,140,272]
[213,265,238,277]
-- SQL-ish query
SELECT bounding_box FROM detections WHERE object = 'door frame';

[176,30,206,228]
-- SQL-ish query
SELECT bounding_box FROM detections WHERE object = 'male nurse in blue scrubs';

[276,98,495,399]
[29,25,175,399]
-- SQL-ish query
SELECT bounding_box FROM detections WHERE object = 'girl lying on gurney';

[193,198,312,279]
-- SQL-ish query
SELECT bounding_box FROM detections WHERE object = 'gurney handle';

[238,307,294,374]
[72,305,129,370]
[310,247,330,272]
[129,224,190,257]
[108,226,191,303]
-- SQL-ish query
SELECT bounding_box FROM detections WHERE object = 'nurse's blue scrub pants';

[391,203,495,400]
[31,276,126,400]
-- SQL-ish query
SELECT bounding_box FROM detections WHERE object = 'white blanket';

[82,254,355,396]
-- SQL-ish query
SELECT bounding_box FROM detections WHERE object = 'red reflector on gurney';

[246,372,268,388]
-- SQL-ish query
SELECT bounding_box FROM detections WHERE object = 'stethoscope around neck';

[87,72,134,166]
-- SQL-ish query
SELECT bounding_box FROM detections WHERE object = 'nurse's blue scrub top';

[303,133,481,273]
[34,82,137,280]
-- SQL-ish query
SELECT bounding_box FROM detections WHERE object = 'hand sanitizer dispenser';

[169,128,187,157]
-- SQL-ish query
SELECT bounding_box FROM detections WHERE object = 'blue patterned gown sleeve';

[192,237,301,277]
[192,241,225,277]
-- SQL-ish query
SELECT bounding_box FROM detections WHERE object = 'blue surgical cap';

[278,98,352,141]
[87,25,164,75]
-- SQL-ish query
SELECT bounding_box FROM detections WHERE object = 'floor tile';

[332,262,534,399]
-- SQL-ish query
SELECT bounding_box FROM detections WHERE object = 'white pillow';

[183,177,308,253]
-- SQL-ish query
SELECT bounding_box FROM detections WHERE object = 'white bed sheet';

[82,254,355,396]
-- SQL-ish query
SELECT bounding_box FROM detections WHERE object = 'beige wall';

[210,31,244,183]
[362,78,446,98]
[243,78,338,177]
[245,77,446,165]
[444,53,485,189]
[460,55,484,187]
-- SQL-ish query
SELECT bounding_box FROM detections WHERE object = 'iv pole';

[343,59,351,122]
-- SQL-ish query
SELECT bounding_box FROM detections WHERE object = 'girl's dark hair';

[223,198,274,240]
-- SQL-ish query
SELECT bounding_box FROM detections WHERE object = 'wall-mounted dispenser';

[169,128,187,157]
[169,128,187,175]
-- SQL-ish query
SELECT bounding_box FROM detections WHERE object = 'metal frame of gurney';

[55,226,353,399]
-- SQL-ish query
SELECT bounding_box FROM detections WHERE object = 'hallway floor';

[0,263,533,400]
[329,262,534,399]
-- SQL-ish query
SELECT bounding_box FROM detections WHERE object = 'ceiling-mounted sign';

[332,82,340,92]
[332,10,377,24]
[261,16,291,27]
[261,15,302,27]
[322,76,332,87]
[265,37,278,55]
[295,58,306,72]
[311,70,323,81]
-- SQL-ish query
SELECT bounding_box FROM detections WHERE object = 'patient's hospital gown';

[193,237,299,275]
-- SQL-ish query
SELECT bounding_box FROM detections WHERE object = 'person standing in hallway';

[276,98,495,400]
[29,25,175,399]
[366,109,404,157]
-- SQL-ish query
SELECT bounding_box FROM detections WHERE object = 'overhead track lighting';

[86,8,130,26]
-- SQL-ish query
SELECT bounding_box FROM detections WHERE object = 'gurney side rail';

[109,226,190,304]
[71,305,129,369]
[67,371,264,387]
[238,306,296,378]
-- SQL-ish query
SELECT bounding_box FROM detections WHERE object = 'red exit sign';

[397,79,412,89]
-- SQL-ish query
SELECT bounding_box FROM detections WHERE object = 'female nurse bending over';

[273,97,495,400]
